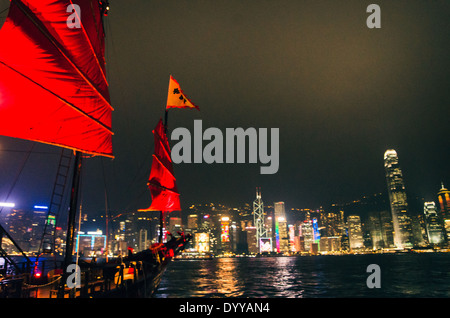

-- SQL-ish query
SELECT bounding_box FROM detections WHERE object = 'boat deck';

[0,261,145,298]
[1,235,190,298]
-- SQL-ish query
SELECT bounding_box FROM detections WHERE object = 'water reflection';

[187,258,244,297]
[157,257,332,298]
[154,254,450,298]
[270,257,302,297]
[215,258,243,297]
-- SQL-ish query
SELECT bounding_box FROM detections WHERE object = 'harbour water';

[154,253,450,298]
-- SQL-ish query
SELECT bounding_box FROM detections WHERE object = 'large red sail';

[139,119,180,212]
[0,0,113,157]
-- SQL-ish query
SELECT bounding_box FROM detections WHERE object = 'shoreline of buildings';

[1,150,449,260]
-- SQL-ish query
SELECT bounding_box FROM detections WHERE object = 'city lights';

[33,205,49,209]
[0,202,15,208]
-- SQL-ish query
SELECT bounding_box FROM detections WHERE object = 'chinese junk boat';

[0,0,191,298]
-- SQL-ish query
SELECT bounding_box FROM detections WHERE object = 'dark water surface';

[154,253,450,298]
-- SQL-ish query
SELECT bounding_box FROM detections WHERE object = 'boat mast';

[159,109,169,243]
[159,211,164,243]
[58,151,82,298]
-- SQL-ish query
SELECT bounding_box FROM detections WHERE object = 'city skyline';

[0,144,447,216]
[2,162,448,257]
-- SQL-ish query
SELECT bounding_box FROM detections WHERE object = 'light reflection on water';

[190,258,245,297]
[154,254,450,298]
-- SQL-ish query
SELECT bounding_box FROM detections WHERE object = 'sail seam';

[0,60,113,134]
[148,182,180,195]
[151,153,176,180]
[68,0,109,86]
[156,138,172,163]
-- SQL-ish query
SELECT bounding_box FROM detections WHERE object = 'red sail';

[0,0,113,157]
[139,119,180,212]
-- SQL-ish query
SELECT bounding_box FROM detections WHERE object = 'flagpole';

[161,80,169,239]
[164,109,168,134]
[165,75,171,134]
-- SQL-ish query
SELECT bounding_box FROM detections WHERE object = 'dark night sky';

[0,0,449,218]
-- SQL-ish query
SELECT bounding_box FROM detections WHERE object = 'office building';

[347,215,364,250]
[245,226,258,254]
[274,202,289,253]
[438,183,450,220]
[195,232,210,253]
[424,202,444,245]
[187,214,198,230]
[384,149,413,249]
[319,236,341,253]
[437,183,450,244]
[300,220,314,252]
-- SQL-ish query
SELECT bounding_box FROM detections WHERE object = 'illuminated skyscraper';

[300,220,314,252]
[195,232,210,253]
[367,211,384,249]
[220,216,231,252]
[384,149,413,249]
[288,224,296,252]
[253,188,267,252]
[312,218,320,243]
[187,214,198,230]
[437,183,450,243]
[347,215,364,250]
[245,226,258,254]
[274,201,286,220]
[168,217,182,234]
[274,202,289,253]
[438,183,450,219]
[139,229,148,251]
[423,202,444,245]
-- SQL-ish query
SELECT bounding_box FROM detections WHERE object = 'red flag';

[166,75,199,110]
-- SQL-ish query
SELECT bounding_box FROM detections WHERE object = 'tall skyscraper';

[423,202,444,245]
[139,229,148,251]
[300,220,314,252]
[168,217,182,234]
[274,202,289,253]
[322,209,345,237]
[437,183,450,219]
[220,216,231,252]
[367,210,395,249]
[347,215,364,250]
[312,218,320,243]
[367,211,384,250]
[274,201,286,220]
[384,149,413,249]
[437,183,450,243]
[245,226,258,254]
[253,188,267,252]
